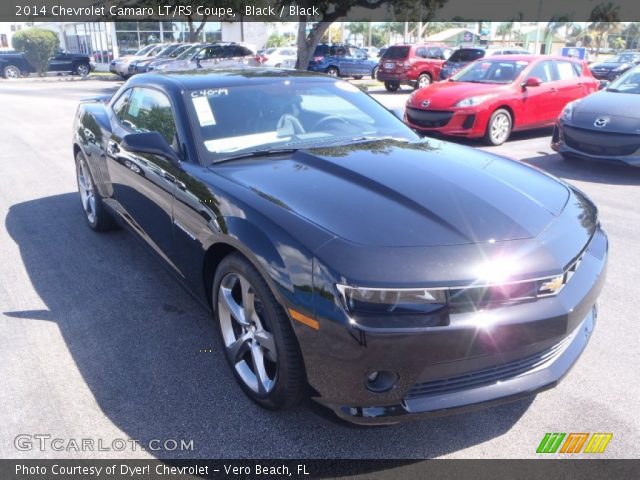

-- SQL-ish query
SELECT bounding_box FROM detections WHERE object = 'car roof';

[129,68,336,91]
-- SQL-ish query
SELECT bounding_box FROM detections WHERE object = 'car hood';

[211,139,569,248]
[570,90,640,132]
[409,81,508,109]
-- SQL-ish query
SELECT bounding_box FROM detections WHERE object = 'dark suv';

[0,48,92,79]
[377,44,452,91]
[439,47,530,80]
[307,44,379,79]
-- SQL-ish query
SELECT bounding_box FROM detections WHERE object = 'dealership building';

[2,21,267,66]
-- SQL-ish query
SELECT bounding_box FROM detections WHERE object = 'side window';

[416,47,428,58]
[556,61,578,80]
[527,61,554,83]
[111,89,132,122]
[572,62,583,76]
[122,88,179,149]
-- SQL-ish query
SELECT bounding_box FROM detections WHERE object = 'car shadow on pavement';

[5,193,533,460]
[520,152,640,186]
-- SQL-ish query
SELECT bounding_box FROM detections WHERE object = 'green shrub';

[12,28,59,77]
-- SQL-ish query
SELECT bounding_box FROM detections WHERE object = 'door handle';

[549,87,558,94]
[108,141,120,154]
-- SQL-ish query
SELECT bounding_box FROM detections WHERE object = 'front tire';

[75,151,117,231]
[384,80,400,92]
[2,65,21,79]
[213,253,305,410]
[483,109,512,146]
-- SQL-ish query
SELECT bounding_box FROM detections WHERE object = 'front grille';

[563,125,640,156]
[406,107,453,128]
[404,335,572,399]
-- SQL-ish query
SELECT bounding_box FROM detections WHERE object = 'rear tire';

[74,63,90,77]
[416,73,432,89]
[75,151,117,231]
[371,66,379,80]
[2,65,21,79]
[326,66,339,77]
[384,81,400,92]
[213,253,305,410]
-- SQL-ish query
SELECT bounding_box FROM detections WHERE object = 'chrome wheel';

[489,111,511,145]
[418,73,431,88]
[218,272,277,395]
[326,67,338,77]
[4,65,20,79]
[76,157,96,224]
[76,64,90,77]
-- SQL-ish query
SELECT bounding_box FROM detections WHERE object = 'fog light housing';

[365,370,398,393]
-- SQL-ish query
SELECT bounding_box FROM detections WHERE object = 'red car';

[405,55,599,145]
[377,44,452,91]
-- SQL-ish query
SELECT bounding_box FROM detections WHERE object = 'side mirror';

[121,131,181,165]
[522,77,542,88]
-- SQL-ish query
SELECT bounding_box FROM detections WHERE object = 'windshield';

[157,44,181,58]
[613,54,636,63]
[607,68,640,93]
[382,46,411,60]
[452,59,529,84]
[176,45,201,60]
[135,44,157,56]
[448,49,485,63]
[185,79,418,163]
[168,44,191,58]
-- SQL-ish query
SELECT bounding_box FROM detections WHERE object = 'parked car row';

[0,48,93,79]
[110,42,257,78]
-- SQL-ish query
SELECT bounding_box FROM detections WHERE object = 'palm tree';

[496,22,514,45]
[589,2,621,56]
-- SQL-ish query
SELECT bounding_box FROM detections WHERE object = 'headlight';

[336,285,446,315]
[454,94,496,107]
[560,100,578,122]
[613,64,628,72]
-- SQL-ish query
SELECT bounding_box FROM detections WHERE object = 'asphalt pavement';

[0,78,638,460]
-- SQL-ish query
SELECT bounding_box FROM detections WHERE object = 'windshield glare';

[186,80,418,162]
[608,68,640,93]
[452,60,529,84]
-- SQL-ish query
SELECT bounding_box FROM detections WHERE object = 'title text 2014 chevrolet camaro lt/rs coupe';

[73,69,607,424]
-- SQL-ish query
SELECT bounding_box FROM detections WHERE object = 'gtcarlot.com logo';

[536,432,613,454]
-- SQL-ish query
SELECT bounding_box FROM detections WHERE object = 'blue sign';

[561,47,586,60]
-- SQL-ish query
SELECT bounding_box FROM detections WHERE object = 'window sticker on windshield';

[129,94,141,117]
[192,96,216,126]
[191,88,229,98]
[334,81,359,93]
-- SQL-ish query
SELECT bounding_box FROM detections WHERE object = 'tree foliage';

[12,28,59,77]
[281,0,447,70]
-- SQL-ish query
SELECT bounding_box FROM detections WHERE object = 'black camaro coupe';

[553,65,640,166]
[73,69,607,424]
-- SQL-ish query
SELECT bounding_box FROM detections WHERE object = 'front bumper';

[376,71,415,86]
[405,106,485,138]
[552,123,640,167]
[301,226,607,425]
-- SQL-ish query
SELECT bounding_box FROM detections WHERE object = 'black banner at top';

[3,0,640,22]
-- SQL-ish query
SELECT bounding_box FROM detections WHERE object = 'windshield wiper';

[212,147,299,164]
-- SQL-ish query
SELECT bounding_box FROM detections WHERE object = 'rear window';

[448,49,485,63]
[382,46,411,60]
